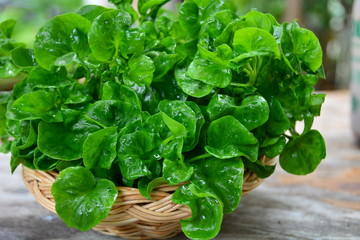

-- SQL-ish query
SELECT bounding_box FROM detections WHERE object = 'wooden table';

[0,90,359,240]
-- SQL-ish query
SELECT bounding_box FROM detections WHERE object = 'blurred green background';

[0,0,355,90]
[0,0,83,46]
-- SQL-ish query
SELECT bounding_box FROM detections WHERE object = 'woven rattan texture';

[22,155,274,240]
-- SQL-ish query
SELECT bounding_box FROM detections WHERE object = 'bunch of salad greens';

[0,0,326,239]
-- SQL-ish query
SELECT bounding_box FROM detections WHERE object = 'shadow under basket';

[21,156,274,240]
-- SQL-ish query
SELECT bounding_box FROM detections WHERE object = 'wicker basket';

[22,155,274,240]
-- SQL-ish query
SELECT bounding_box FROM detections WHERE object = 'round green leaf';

[123,54,155,86]
[88,10,132,61]
[86,100,141,128]
[232,27,280,62]
[172,184,223,239]
[175,65,213,98]
[52,167,118,231]
[163,158,194,185]
[83,127,118,170]
[7,90,62,122]
[38,122,90,160]
[11,47,37,67]
[187,57,232,88]
[233,95,270,130]
[34,13,91,70]
[205,115,259,161]
[281,22,322,72]
[280,130,326,175]
[192,157,244,213]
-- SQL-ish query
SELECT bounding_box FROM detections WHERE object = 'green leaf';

[138,0,171,16]
[207,94,270,130]
[187,57,232,88]
[10,142,26,173]
[266,99,290,136]
[175,63,213,98]
[12,78,32,98]
[159,100,203,151]
[33,148,60,171]
[34,13,91,70]
[263,136,286,158]
[27,66,72,89]
[0,19,16,39]
[131,85,160,115]
[281,22,322,72]
[232,27,280,62]
[118,131,158,180]
[179,2,200,40]
[7,90,62,122]
[75,5,111,22]
[142,112,170,139]
[192,157,244,213]
[110,0,139,23]
[213,11,271,47]
[232,95,270,130]
[163,158,194,185]
[280,130,326,175]
[140,21,158,51]
[152,52,181,81]
[198,9,237,47]
[56,159,82,172]
[16,121,36,150]
[11,48,37,67]
[0,57,22,78]
[123,54,155,86]
[88,10,132,61]
[205,115,259,161]
[52,167,118,231]
[102,82,142,110]
[86,100,141,128]
[138,177,167,199]
[184,101,205,151]
[119,28,145,59]
[172,184,223,239]
[61,83,93,105]
[198,44,233,67]
[242,158,275,179]
[152,74,188,101]
[83,127,118,170]
[38,121,98,160]
[207,94,236,120]
[0,105,7,136]
[241,10,272,32]
[53,52,78,66]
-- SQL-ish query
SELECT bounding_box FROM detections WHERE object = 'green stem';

[230,82,250,87]
[245,56,263,86]
[162,135,174,145]
[187,153,212,163]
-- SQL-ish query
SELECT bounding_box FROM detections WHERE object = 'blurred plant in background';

[231,0,286,19]
[303,0,354,89]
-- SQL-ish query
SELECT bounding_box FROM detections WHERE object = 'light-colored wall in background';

[83,0,113,6]
[83,0,139,8]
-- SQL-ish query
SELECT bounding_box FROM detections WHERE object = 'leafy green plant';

[0,0,326,239]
